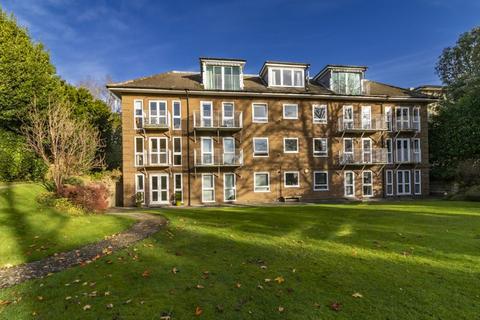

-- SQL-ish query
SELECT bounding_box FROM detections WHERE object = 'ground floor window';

[414,170,422,195]
[254,172,270,192]
[174,173,183,203]
[344,171,355,197]
[385,170,393,196]
[202,174,215,202]
[135,173,145,204]
[313,171,328,191]
[362,171,373,197]
[224,173,236,201]
[396,170,411,195]
[284,171,299,188]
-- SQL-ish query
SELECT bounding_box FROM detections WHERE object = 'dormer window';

[200,58,245,91]
[260,61,309,88]
[313,65,367,95]
[331,72,361,95]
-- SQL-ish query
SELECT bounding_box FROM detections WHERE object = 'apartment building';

[107,57,434,206]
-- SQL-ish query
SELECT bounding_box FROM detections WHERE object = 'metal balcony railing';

[193,112,243,130]
[193,149,243,167]
[337,115,388,132]
[392,118,420,132]
[135,150,171,167]
[142,113,171,130]
[338,148,388,165]
[394,150,422,164]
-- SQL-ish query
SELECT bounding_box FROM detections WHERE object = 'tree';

[22,99,103,192]
[0,8,61,132]
[431,26,480,182]
[77,75,119,112]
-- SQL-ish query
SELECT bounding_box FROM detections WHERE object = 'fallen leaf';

[264,278,272,283]
[260,265,267,269]
[352,292,363,298]
[257,285,264,290]
[195,306,203,316]
[65,296,72,301]
[106,303,114,309]
[196,284,205,289]
[0,300,12,306]
[172,267,179,274]
[235,283,241,288]
[278,306,285,312]
[83,304,91,311]
[37,296,44,301]
[274,276,285,284]
[124,299,132,304]
[104,291,111,296]
[142,270,151,278]
[330,302,342,312]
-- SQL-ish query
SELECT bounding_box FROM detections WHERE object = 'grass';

[1,201,480,319]
[0,183,134,267]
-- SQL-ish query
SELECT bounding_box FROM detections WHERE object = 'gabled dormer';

[259,61,309,88]
[313,65,367,95]
[200,57,246,91]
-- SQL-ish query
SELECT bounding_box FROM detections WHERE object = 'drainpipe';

[185,89,191,206]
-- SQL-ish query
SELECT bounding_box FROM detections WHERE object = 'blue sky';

[2,0,479,87]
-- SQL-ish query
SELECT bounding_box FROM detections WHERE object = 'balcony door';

[223,137,235,165]
[150,174,169,204]
[361,106,371,129]
[150,137,168,165]
[395,107,410,130]
[149,101,168,126]
[222,103,234,127]
[343,105,354,129]
[201,137,214,165]
[395,138,410,163]
[343,138,354,163]
[362,138,372,163]
[201,102,213,127]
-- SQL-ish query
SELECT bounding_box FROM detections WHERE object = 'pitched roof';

[107,71,433,99]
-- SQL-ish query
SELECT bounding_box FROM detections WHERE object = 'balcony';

[394,150,422,164]
[193,112,243,131]
[337,148,388,165]
[337,115,388,132]
[135,151,171,168]
[141,113,171,130]
[392,119,420,132]
[193,149,243,167]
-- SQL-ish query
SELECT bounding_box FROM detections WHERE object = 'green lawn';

[0,183,134,267]
[1,201,480,319]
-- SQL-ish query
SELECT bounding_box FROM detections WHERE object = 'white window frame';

[343,105,354,129]
[384,106,393,131]
[283,137,299,153]
[395,138,410,163]
[223,173,236,202]
[412,107,421,131]
[362,138,372,163]
[313,138,328,157]
[201,173,215,203]
[283,104,298,120]
[223,137,235,165]
[200,101,213,128]
[222,102,235,127]
[386,138,393,164]
[312,104,327,124]
[149,100,168,126]
[172,136,182,166]
[343,138,354,162]
[201,137,214,165]
[414,169,422,195]
[344,171,355,197]
[204,65,242,90]
[361,106,372,129]
[412,138,421,163]
[396,170,411,195]
[134,136,145,167]
[284,171,300,188]
[252,137,269,157]
[134,99,144,129]
[395,106,410,130]
[254,172,270,192]
[362,170,374,197]
[149,137,169,165]
[174,173,183,203]
[313,171,329,191]
[172,100,181,130]
[135,173,145,204]
[268,67,305,87]
[385,170,394,196]
[252,103,268,123]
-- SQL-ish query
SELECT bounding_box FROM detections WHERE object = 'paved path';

[0,211,167,289]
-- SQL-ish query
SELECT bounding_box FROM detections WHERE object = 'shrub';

[464,185,480,201]
[58,182,110,213]
[0,129,46,182]
[456,160,480,187]
[36,192,86,215]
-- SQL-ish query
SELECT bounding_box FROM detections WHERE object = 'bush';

[464,185,480,201]
[0,129,46,182]
[58,182,110,213]
[36,192,86,215]
[456,160,480,187]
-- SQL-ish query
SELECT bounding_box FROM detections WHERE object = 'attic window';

[269,68,304,87]
[205,65,241,90]
[331,72,362,95]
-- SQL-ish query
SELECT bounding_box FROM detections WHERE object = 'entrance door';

[150,174,169,204]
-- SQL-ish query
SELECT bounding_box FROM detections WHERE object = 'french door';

[149,137,169,165]
[343,105,354,129]
[201,137,214,165]
[222,103,234,127]
[150,174,169,204]
[396,170,411,195]
[201,102,213,127]
[149,101,168,126]
[223,137,235,165]
[361,106,371,129]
